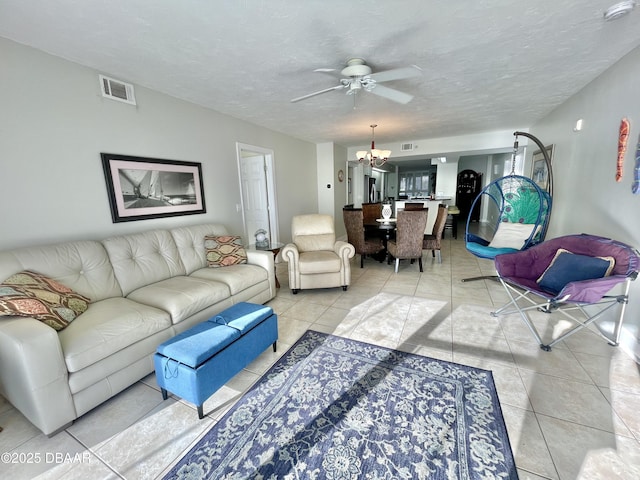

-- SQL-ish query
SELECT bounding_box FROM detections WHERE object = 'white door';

[237,143,279,245]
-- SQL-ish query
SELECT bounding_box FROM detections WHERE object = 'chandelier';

[356,124,391,167]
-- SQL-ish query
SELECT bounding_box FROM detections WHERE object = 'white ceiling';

[1,0,639,148]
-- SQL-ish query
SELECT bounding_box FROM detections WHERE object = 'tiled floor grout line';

[64,428,126,479]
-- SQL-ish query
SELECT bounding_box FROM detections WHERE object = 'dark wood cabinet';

[456,169,482,222]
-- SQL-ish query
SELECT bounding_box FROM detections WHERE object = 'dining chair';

[362,202,382,224]
[423,204,449,263]
[403,202,424,211]
[362,202,383,241]
[343,208,385,268]
[386,209,428,273]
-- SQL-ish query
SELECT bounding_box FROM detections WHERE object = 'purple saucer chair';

[491,233,640,351]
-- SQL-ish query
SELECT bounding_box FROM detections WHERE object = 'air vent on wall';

[99,74,136,105]
[400,143,415,152]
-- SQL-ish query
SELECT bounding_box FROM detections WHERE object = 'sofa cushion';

[0,240,122,302]
[171,224,230,274]
[126,276,231,324]
[488,222,539,250]
[190,264,268,295]
[102,230,186,297]
[59,297,171,373]
[291,214,336,252]
[0,271,91,331]
[299,251,342,274]
[204,235,247,267]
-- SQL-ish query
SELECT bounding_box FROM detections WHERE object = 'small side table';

[247,242,284,288]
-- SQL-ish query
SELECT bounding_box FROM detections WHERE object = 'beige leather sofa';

[0,223,275,436]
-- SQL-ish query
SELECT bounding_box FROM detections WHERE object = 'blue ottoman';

[154,302,278,418]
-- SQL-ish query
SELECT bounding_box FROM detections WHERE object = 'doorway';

[236,143,279,245]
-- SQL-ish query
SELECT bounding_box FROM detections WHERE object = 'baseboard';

[619,325,640,364]
[598,319,640,364]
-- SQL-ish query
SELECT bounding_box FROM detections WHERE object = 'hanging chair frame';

[462,131,554,282]
[465,175,552,252]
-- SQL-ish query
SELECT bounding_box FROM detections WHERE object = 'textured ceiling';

[1,0,639,148]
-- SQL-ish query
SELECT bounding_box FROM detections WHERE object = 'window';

[399,172,431,198]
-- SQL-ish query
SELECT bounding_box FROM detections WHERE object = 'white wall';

[316,142,334,215]
[315,142,348,238]
[0,38,318,250]
[434,162,458,199]
[333,143,348,238]
[531,45,640,360]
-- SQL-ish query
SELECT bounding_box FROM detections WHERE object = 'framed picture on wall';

[531,145,553,191]
[101,153,206,223]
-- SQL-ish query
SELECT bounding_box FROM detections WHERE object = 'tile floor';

[1,232,640,479]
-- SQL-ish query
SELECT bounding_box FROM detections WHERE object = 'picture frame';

[531,145,554,191]
[101,153,206,223]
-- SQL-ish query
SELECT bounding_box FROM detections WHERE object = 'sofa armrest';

[282,243,300,263]
[334,240,356,259]
[246,249,276,296]
[0,317,76,435]
[282,243,300,290]
[246,249,273,271]
[335,241,355,287]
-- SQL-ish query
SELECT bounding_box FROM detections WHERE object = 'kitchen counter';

[395,199,452,234]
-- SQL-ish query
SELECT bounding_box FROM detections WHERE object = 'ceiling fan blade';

[290,85,346,103]
[312,68,343,80]
[369,84,414,104]
[369,65,422,83]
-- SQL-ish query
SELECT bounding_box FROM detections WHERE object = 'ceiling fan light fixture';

[290,58,421,104]
[603,1,636,21]
[357,125,391,167]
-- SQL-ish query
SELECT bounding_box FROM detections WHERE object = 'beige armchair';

[282,214,355,294]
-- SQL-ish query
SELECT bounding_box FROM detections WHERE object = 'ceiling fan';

[290,58,422,105]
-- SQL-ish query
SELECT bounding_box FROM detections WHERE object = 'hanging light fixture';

[356,124,391,167]
[603,1,636,21]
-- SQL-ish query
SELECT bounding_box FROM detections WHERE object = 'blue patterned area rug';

[164,330,518,479]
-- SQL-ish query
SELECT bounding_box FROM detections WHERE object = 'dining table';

[364,218,397,262]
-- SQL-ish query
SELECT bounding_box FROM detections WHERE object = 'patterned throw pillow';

[0,270,91,331]
[204,235,247,268]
